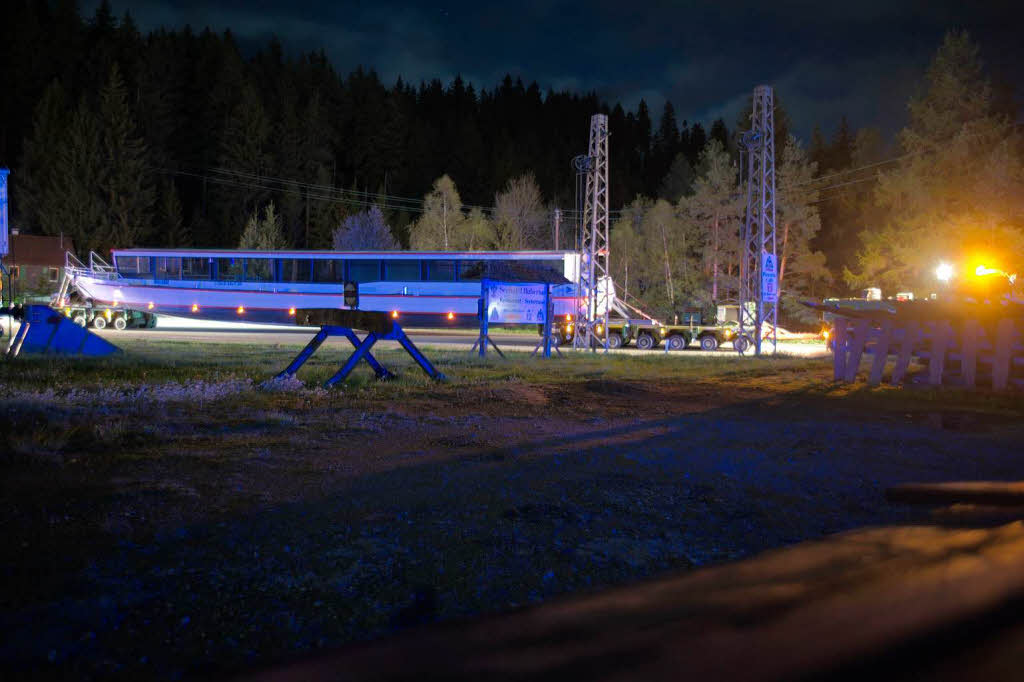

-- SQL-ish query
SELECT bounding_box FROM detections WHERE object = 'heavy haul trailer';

[58,300,156,330]
[546,310,750,352]
[542,316,667,349]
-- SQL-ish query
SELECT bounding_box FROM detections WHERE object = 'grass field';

[2,338,1023,679]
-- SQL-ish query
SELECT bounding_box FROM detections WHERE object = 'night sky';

[85,1,1023,140]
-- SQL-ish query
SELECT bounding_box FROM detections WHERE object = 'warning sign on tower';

[761,252,778,303]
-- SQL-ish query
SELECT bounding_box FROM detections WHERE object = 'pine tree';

[658,153,695,203]
[848,31,1024,292]
[776,135,829,319]
[239,201,286,250]
[17,81,70,234]
[98,62,156,247]
[47,99,106,253]
[160,180,190,247]
[216,81,271,244]
[686,139,743,302]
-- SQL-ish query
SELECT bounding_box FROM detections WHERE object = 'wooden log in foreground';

[241,522,1024,682]
[887,481,1024,507]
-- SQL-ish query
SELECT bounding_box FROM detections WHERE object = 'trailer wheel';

[699,334,718,351]
[113,316,127,331]
[636,333,656,350]
[92,316,107,330]
[607,334,623,349]
[733,334,750,354]
[667,334,687,351]
[72,314,87,327]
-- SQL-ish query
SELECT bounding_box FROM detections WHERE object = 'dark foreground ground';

[1,338,1023,679]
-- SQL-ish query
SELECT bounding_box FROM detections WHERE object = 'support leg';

[486,335,506,359]
[341,328,392,379]
[325,334,379,387]
[396,329,447,382]
[277,328,329,377]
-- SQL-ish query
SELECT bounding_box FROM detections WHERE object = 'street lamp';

[935,262,954,283]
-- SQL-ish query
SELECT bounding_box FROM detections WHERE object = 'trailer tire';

[92,316,107,330]
[699,334,718,351]
[636,333,656,351]
[607,334,623,349]
[113,316,127,331]
[72,314,87,327]
[667,334,687,351]
[733,334,751,354]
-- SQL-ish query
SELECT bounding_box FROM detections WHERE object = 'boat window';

[182,257,211,280]
[424,260,456,281]
[384,260,421,281]
[348,260,381,283]
[280,259,311,282]
[313,259,345,283]
[245,258,273,282]
[216,257,244,281]
[457,260,488,281]
[154,257,181,279]
[115,255,152,277]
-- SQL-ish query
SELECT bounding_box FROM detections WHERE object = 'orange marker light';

[191,303,199,313]
[391,310,399,319]
[447,311,455,320]
[288,307,296,316]
[237,306,245,315]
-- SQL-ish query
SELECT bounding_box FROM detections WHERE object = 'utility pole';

[553,207,561,250]
[574,114,610,352]
[739,85,778,355]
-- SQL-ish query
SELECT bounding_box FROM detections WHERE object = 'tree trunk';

[711,213,720,302]
[442,199,449,250]
[779,220,791,295]
[660,221,674,307]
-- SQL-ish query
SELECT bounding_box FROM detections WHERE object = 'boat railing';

[63,250,119,280]
[88,251,119,276]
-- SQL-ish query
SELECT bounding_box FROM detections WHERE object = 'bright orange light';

[447,311,454,320]
[237,306,245,314]
[975,264,1002,277]
[288,307,296,316]
[147,302,154,310]
[823,329,830,341]
[191,303,199,313]
[391,310,399,319]
[566,314,573,321]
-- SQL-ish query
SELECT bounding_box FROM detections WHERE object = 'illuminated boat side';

[68,249,585,326]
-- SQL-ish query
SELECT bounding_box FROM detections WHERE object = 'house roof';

[5,234,74,267]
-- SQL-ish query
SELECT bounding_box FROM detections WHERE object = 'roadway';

[79,315,829,358]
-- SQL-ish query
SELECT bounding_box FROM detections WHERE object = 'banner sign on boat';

[482,279,548,324]
[761,251,778,304]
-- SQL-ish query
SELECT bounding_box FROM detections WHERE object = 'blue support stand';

[277,319,446,387]
[5,305,121,358]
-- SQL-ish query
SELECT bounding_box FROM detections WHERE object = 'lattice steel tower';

[574,114,610,351]
[739,85,778,355]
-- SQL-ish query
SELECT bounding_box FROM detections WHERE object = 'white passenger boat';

[65,249,585,326]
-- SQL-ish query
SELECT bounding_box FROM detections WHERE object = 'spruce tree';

[48,99,106,253]
[17,81,70,234]
[98,62,156,247]
[848,31,1024,292]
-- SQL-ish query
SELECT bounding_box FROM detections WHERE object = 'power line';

[154,164,615,219]
[792,120,1022,190]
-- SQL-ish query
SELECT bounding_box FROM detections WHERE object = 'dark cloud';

[86,0,1022,140]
